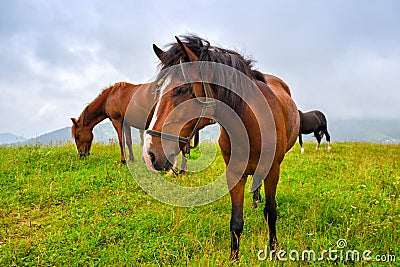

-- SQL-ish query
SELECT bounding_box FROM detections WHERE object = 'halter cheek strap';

[147,59,216,157]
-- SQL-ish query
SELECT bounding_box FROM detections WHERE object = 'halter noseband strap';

[145,129,193,153]
[147,59,216,156]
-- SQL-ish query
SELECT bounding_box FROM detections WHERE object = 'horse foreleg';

[252,185,262,209]
[264,164,280,252]
[139,129,145,147]
[299,134,304,154]
[171,155,180,175]
[112,120,126,164]
[229,175,247,262]
[168,153,187,175]
[315,131,322,151]
[124,124,134,162]
[179,154,188,174]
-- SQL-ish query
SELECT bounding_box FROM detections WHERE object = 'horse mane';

[79,82,127,126]
[159,34,265,115]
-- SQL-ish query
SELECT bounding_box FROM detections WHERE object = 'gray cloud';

[0,0,399,137]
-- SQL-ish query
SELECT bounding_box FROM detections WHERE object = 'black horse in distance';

[298,110,331,154]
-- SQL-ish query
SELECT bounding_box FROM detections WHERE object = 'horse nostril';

[148,151,156,165]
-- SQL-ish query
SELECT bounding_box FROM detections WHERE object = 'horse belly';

[301,114,320,134]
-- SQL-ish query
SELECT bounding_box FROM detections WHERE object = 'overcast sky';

[0,0,399,137]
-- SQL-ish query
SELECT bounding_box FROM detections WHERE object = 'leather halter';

[147,59,216,156]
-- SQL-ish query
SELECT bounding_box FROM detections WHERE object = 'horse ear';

[153,44,166,62]
[71,118,79,127]
[175,36,198,62]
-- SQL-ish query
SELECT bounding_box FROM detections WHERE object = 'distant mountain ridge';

[2,119,400,146]
[2,122,141,146]
[0,133,28,145]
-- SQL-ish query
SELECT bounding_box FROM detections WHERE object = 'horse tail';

[316,110,328,128]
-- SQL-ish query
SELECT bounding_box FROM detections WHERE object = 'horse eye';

[76,134,80,141]
[175,87,189,96]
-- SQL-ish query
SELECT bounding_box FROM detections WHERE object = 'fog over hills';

[1,119,399,146]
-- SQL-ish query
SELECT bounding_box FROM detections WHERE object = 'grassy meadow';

[0,142,399,266]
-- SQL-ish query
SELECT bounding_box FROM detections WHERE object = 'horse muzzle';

[79,148,90,158]
[147,150,175,172]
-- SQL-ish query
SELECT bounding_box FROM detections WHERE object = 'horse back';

[299,110,327,134]
[104,82,137,118]
[263,74,292,96]
[105,82,156,129]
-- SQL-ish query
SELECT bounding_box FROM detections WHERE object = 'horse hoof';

[229,250,239,263]
[270,238,279,252]
[252,201,259,209]
[118,161,126,167]
[300,148,305,154]
[165,170,175,176]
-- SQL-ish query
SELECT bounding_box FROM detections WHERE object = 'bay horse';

[298,110,331,154]
[71,82,198,171]
[142,35,299,262]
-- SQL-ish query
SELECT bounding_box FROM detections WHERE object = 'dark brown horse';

[142,35,299,261]
[298,110,331,154]
[71,82,155,163]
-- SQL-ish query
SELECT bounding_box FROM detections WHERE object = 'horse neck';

[81,93,108,129]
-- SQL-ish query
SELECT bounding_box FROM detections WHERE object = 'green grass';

[0,142,399,266]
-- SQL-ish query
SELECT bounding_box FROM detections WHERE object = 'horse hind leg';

[314,131,322,151]
[324,128,331,152]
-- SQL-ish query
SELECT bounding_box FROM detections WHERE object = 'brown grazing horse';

[71,82,155,163]
[142,35,299,262]
[71,82,199,171]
